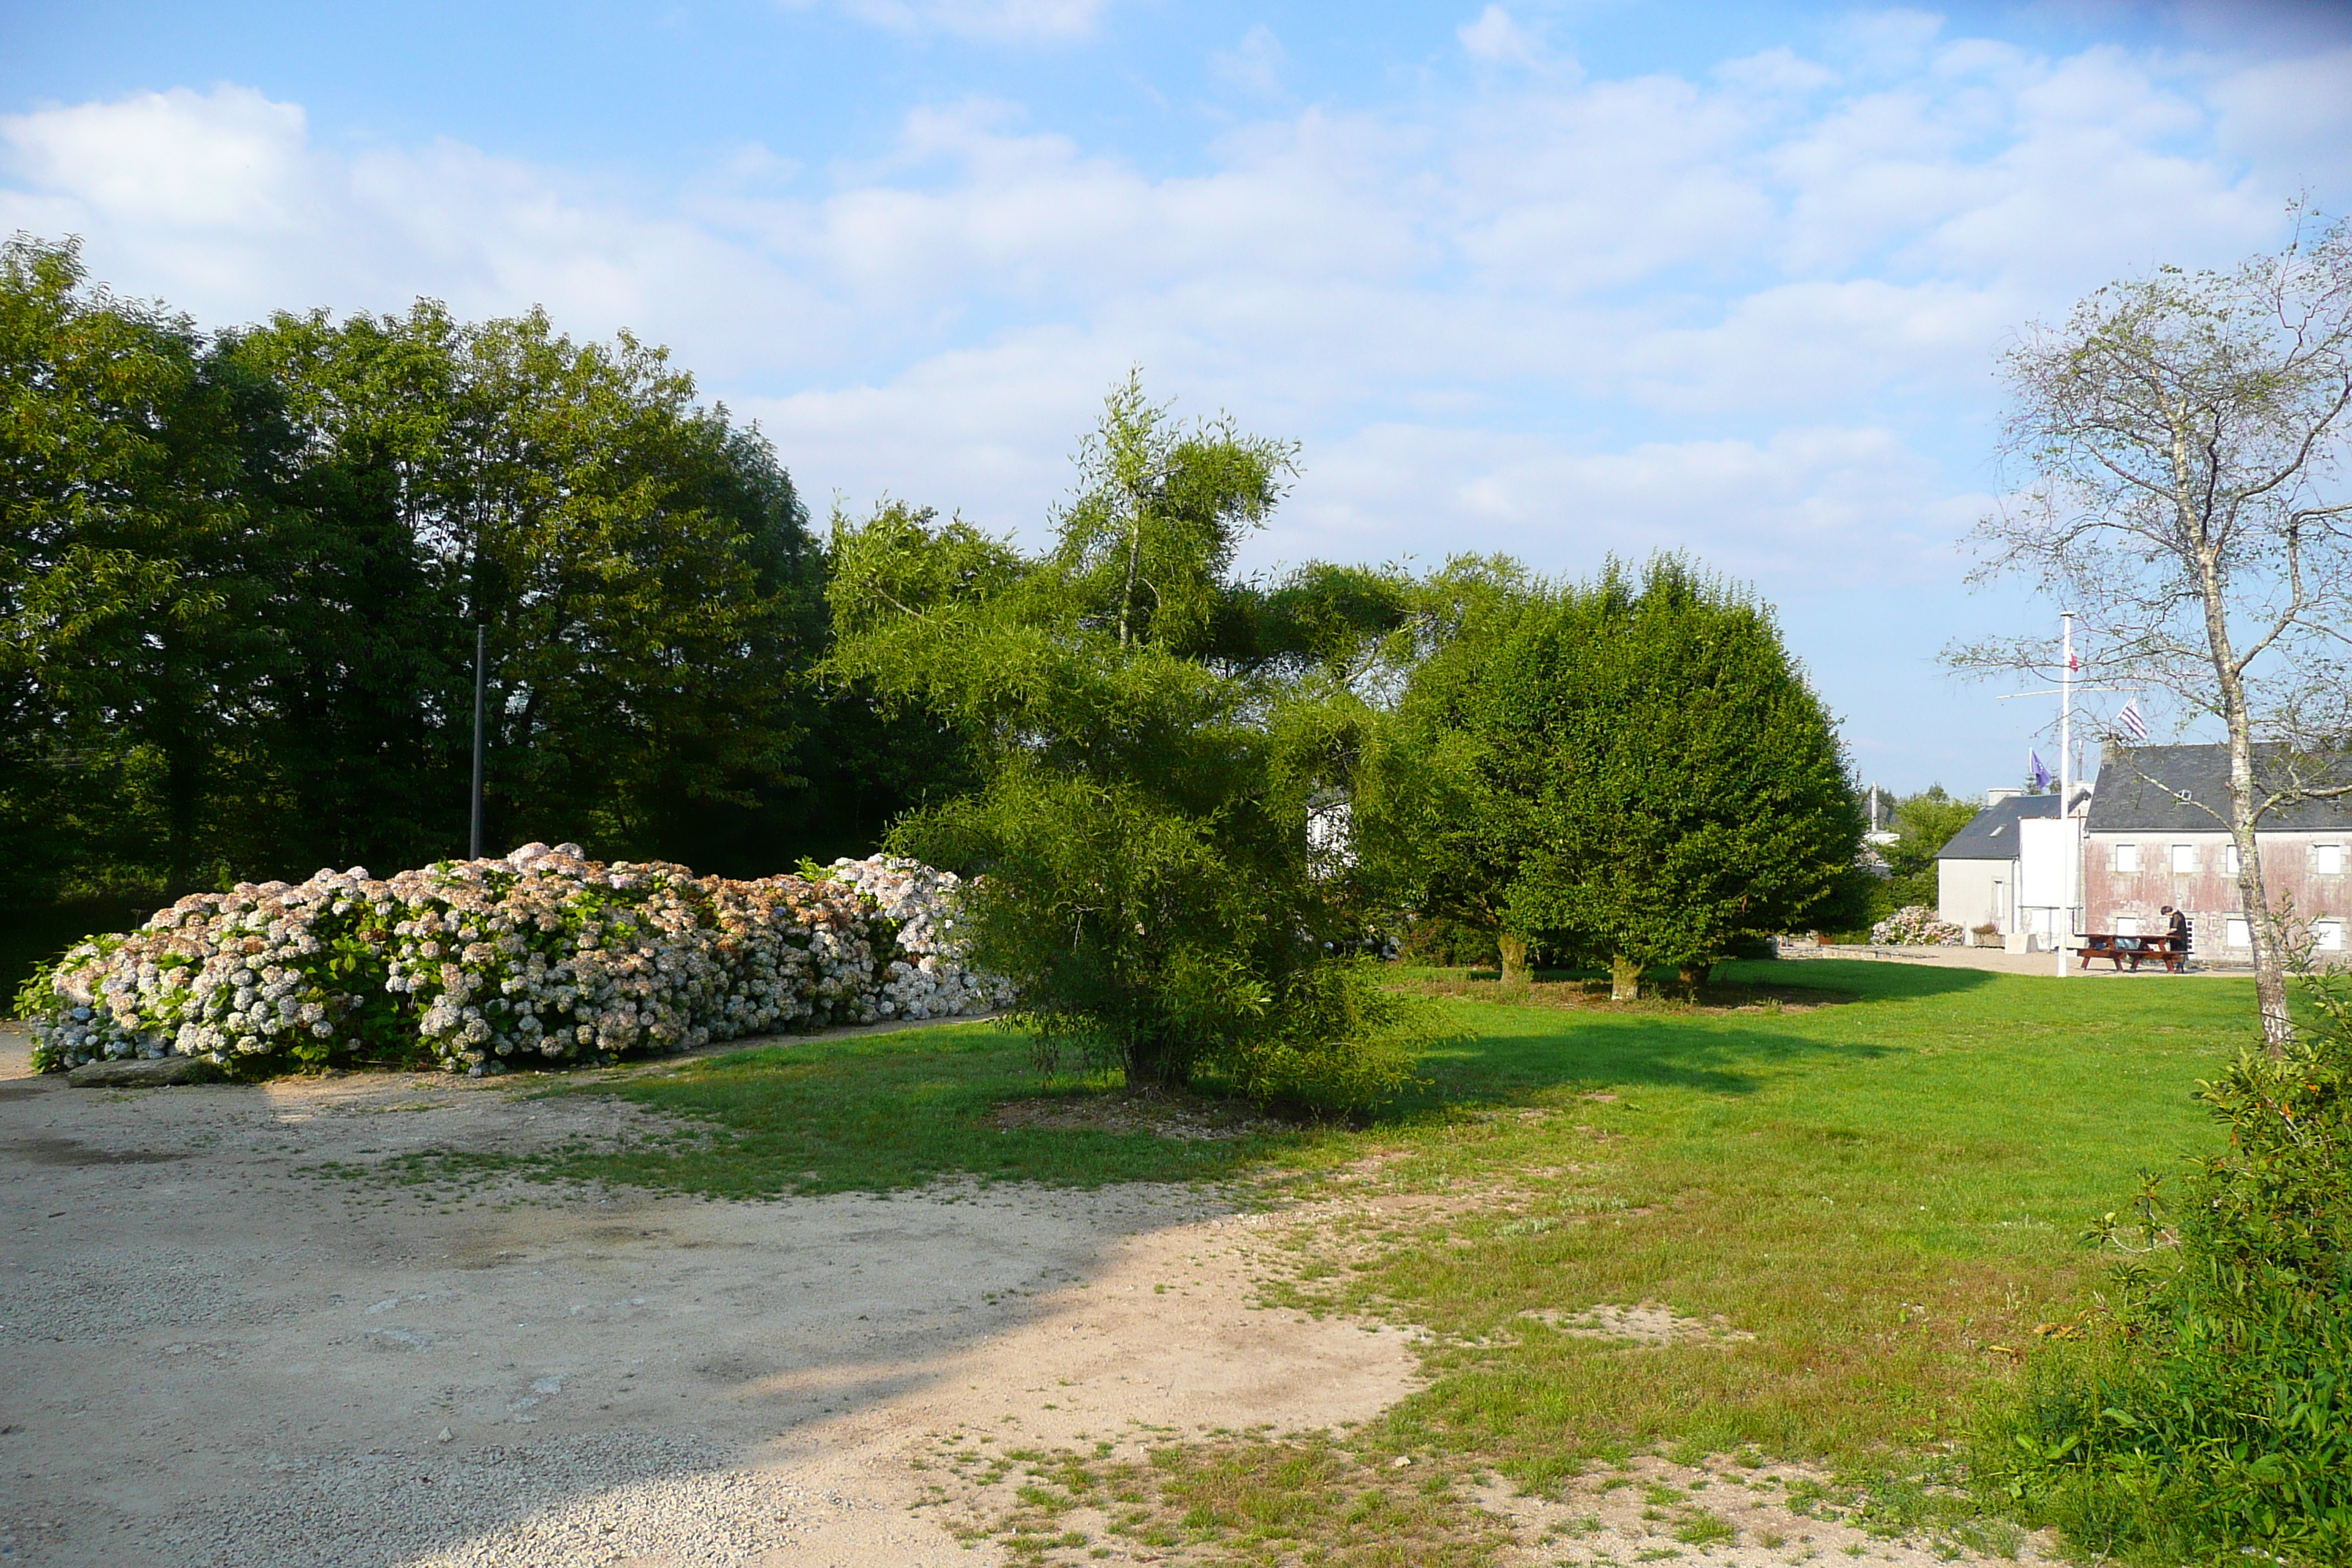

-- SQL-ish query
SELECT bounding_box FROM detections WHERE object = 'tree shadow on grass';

[519,959,2005,1197]
[1365,958,2000,1120]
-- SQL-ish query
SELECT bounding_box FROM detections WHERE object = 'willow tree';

[825,379,1440,1105]
[1958,215,2352,1049]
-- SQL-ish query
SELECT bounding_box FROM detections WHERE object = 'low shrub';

[20,845,1008,1077]
[1208,959,1455,1112]
[1976,978,2352,1565]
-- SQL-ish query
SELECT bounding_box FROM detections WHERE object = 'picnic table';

[2078,932,2186,972]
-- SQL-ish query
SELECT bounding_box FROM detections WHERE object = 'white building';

[1934,787,2084,949]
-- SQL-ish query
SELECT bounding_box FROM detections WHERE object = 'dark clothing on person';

[2168,910,2189,946]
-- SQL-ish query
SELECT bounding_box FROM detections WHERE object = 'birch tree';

[1959,215,2352,1049]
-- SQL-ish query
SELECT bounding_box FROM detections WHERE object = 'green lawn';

[459,959,2253,1476]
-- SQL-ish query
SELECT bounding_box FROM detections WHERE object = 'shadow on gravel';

[0,1037,1354,1567]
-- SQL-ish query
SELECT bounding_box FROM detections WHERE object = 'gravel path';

[0,1028,1414,1567]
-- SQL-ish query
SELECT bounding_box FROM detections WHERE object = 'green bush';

[1978,979,2352,1564]
[1210,960,1451,1112]
[831,381,1435,1113]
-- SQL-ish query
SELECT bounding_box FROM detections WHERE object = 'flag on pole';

[2030,750,2052,791]
[2117,698,2148,742]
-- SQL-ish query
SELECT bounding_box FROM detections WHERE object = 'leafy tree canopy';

[0,233,962,937]
[826,376,1445,1104]
[1371,555,1864,996]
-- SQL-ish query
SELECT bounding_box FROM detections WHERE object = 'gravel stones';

[150,1435,811,1568]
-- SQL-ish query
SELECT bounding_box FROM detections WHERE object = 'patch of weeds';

[1673,1510,1737,1547]
[964,1434,1514,1567]
[1504,1452,1583,1495]
[535,1028,1307,1196]
[1945,1518,2023,1561]
[1784,1480,1846,1522]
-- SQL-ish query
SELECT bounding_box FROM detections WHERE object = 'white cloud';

[797,0,1108,42]
[2209,48,2352,192]
[0,86,843,381]
[1458,5,1545,67]
[2,32,2344,634]
[1272,423,1969,588]
[1211,25,1287,99]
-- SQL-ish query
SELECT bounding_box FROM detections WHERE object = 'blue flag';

[2030,750,2051,791]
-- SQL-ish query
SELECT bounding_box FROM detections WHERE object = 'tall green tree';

[1,235,297,894]
[826,382,1436,1104]
[4,233,951,933]
[236,301,829,867]
[1373,556,1863,999]
[1351,554,1554,982]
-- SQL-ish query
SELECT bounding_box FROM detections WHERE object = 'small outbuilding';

[1935,788,2067,945]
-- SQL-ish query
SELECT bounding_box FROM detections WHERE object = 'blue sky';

[6,0,2351,795]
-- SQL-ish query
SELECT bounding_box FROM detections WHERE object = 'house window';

[2225,916,2252,948]
[2114,843,2140,874]
[2316,920,2345,952]
[2114,915,2141,937]
[2317,844,2345,876]
[2170,844,2197,874]
[2225,843,2242,875]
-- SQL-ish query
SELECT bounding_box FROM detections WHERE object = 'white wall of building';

[1937,859,2011,933]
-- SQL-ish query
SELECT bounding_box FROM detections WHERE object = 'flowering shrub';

[23,845,1007,1077]
[820,856,1016,1021]
[1869,904,1965,946]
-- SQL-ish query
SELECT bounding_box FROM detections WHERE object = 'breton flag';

[2117,699,2149,742]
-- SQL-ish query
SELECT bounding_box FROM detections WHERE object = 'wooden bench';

[2078,933,2186,973]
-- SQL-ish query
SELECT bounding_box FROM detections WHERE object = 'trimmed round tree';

[1389,556,1863,1000]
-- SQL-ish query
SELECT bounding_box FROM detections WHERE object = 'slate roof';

[2087,744,2352,834]
[1935,792,2061,862]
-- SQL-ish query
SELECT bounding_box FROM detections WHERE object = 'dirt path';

[0,1030,1416,1567]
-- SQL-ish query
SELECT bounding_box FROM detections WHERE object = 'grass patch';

[932,1431,1515,1567]
[1282,960,2242,1471]
[421,1022,1308,1196]
[385,956,2264,1548]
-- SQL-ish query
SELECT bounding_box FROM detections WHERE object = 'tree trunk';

[1677,960,1711,994]
[1497,932,1530,989]
[164,731,202,894]
[2224,734,2294,1051]
[1609,954,1643,1003]
[1117,497,1143,649]
[2195,532,2295,1052]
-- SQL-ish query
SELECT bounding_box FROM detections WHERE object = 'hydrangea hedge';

[20,845,1009,1077]
[1869,903,1966,946]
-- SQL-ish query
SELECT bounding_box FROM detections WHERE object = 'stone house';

[2084,744,2351,960]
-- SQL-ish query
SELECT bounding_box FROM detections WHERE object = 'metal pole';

[470,622,486,862]
[2057,611,2073,979]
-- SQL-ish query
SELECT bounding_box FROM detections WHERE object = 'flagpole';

[2057,611,2073,979]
